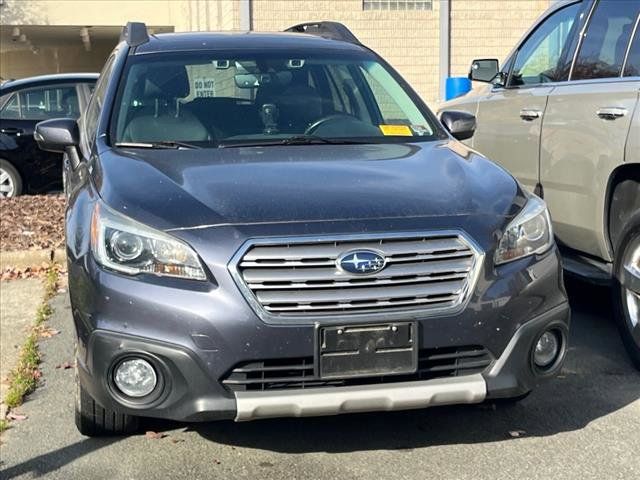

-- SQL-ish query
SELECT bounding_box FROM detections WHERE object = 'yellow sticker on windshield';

[379,125,413,136]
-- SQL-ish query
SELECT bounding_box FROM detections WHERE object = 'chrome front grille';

[230,232,483,321]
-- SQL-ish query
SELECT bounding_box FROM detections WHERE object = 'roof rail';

[120,21,149,47]
[284,22,360,45]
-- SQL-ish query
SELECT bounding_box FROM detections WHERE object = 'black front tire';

[75,374,139,436]
[612,213,640,370]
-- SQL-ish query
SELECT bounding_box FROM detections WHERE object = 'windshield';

[111,50,441,148]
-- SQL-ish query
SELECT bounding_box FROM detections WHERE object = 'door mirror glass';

[440,110,476,141]
[469,59,499,83]
[34,118,80,153]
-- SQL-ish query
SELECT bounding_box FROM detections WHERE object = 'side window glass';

[84,55,115,151]
[6,86,78,120]
[0,94,21,119]
[509,3,582,87]
[572,0,640,80]
[623,22,640,77]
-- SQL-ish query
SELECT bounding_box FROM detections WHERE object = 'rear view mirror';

[469,59,499,83]
[234,73,262,88]
[234,71,293,89]
[440,111,476,141]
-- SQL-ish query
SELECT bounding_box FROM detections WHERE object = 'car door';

[0,82,84,192]
[471,1,586,193]
[540,0,640,262]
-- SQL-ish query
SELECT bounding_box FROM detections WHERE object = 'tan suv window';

[624,23,640,77]
[509,3,581,87]
[572,0,640,80]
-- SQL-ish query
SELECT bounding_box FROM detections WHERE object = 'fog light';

[534,330,560,368]
[113,358,157,398]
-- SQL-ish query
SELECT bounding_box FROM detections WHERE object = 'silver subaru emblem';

[338,250,386,275]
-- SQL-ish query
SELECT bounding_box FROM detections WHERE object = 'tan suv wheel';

[613,214,640,370]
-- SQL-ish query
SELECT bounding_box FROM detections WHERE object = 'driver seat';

[122,65,209,143]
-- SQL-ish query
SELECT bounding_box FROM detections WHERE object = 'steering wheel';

[305,114,358,135]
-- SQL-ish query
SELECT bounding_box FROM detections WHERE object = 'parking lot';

[0,277,638,480]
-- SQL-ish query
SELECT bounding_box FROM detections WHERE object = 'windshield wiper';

[282,135,338,145]
[115,141,202,150]
[219,135,371,148]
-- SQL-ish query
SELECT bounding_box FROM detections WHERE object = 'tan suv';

[440,0,640,368]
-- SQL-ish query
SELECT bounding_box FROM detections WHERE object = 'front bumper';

[76,301,569,422]
[70,210,570,422]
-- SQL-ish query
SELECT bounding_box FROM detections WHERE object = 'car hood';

[94,140,524,232]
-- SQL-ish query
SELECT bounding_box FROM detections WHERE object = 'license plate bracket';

[317,322,417,380]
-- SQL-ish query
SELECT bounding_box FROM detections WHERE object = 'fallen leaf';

[145,431,167,440]
[7,412,27,421]
[39,328,60,338]
[170,438,185,444]
[56,361,74,370]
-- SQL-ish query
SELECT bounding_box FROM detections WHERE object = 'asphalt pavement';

[0,278,638,480]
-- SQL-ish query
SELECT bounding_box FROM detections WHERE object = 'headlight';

[90,202,206,280]
[494,194,553,265]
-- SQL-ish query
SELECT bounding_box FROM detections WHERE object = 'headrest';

[143,65,190,99]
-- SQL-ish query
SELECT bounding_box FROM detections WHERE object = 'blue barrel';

[445,77,472,101]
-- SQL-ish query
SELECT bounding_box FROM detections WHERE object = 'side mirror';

[34,118,79,153]
[35,118,81,169]
[440,110,476,141]
[469,58,500,83]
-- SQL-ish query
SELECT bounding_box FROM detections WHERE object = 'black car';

[35,22,569,436]
[0,73,98,197]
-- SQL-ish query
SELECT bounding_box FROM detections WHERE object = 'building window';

[363,0,433,10]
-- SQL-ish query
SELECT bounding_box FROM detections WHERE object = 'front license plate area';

[318,322,417,380]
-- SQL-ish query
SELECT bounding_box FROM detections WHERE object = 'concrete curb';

[0,248,66,270]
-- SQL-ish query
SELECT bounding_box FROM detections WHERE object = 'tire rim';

[0,167,15,198]
[623,236,640,333]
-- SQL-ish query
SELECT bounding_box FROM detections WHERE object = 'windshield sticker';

[410,125,431,136]
[379,124,413,136]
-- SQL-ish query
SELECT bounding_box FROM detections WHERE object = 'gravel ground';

[0,195,65,252]
[0,279,638,480]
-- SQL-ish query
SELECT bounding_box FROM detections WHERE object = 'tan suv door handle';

[597,107,627,120]
[519,109,542,121]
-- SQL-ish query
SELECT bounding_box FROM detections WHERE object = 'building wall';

[0,42,114,80]
[0,0,241,78]
[0,0,241,31]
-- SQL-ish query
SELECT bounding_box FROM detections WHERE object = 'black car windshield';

[111,50,440,148]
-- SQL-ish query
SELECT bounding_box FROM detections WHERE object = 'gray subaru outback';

[35,22,570,436]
